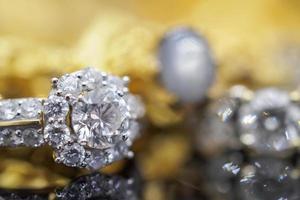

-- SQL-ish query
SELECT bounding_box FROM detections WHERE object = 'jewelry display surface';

[0,1,300,200]
[0,162,141,200]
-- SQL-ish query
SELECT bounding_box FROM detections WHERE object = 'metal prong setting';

[0,119,42,127]
[123,76,130,85]
[51,77,59,88]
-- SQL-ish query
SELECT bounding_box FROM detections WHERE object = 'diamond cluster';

[44,67,144,169]
[238,88,300,154]
[0,98,44,147]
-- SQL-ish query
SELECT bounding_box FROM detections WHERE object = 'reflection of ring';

[0,67,145,169]
[0,171,139,200]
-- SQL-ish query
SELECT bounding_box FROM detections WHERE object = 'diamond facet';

[22,128,44,147]
[20,98,43,119]
[58,143,86,167]
[0,129,22,146]
[72,86,130,148]
[106,75,126,91]
[0,100,19,120]
[0,98,43,121]
[123,120,140,143]
[80,67,103,91]
[44,96,69,119]
[57,74,81,95]
[86,149,106,170]
[44,124,71,148]
[127,95,145,119]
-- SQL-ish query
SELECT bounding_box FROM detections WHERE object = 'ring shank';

[0,98,44,147]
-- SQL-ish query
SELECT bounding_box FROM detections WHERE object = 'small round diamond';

[58,143,86,167]
[0,129,13,146]
[86,149,106,170]
[86,142,129,170]
[122,120,140,143]
[57,74,81,95]
[0,129,22,146]
[80,67,103,90]
[127,95,145,119]
[44,96,69,119]
[20,98,42,119]
[23,128,44,147]
[0,100,19,120]
[44,124,71,148]
[106,75,126,91]
[72,86,130,148]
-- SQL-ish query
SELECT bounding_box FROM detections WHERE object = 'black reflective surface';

[0,162,142,200]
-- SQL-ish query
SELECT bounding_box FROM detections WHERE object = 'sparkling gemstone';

[44,96,69,119]
[105,148,122,164]
[44,124,71,148]
[80,67,103,90]
[59,143,86,167]
[20,98,43,119]
[239,157,300,200]
[0,100,19,120]
[57,74,81,95]
[127,95,145,119]
[72,86,130,148]
[108,142,129,162]
[106,75,126,91]
[159,27,215,103]
[0,129,13,146]
[87,142,128,170]
[86,149,106,170]
[22,128,44,147]
[238,88,300,154]
[0,129,22,146]
[123,120,140,142]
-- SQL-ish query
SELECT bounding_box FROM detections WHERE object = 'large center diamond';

[72,86,129,149]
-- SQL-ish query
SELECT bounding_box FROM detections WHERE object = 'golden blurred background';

[0,0,300,199]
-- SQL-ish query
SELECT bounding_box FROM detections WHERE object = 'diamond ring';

[0,67,145,169]
[198,86,300,155]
